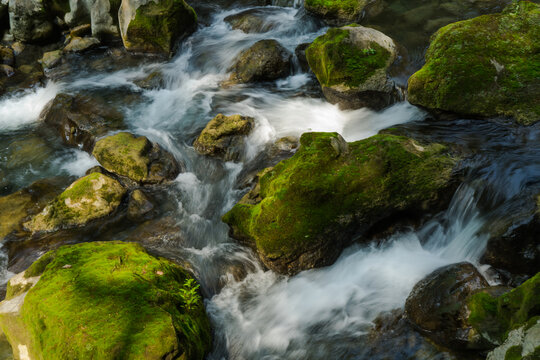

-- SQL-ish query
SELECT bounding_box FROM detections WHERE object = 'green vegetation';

[180,278,202,311]
[223,132,457,273]
[306,27,391,88]
[408,1,540,124]
[1,242,211,359]
[24,173,126,233]
[304,0,368,23]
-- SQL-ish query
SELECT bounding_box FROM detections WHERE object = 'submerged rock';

[304,0,384,26]
[118,0,197,55]
[193,113,254,162]
[227,39,292,84]
[407,1,540,125]
[24,172,126,233]
[39,93,125,152]
[0,241,212,359]
[224,8,283,33]
[306,25,400,110]
[127,189,155,221]
[222,132,459,274]
[92,132,181,184]
[404,262,491,350]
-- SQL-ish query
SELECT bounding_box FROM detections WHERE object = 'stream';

[1,1,539,359]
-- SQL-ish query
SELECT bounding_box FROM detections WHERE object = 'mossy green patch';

[304,0,367,23]
[306,27,391,88]
[223,132,457,273]
[468,272,540,343]
[408,1,540,125]
[10,241,211,359]
[24,173,126,232]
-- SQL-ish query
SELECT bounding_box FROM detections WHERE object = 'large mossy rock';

[407,1,540,125]
[92,132,181,184]
[404,262,492,350]
[222,132,458,274]
[227,39,292,84]
[306,25,400,110]
[193,113,254,162]
[24,173,126,233]
[40,93,125,152]
[0,241,212,360]
[304,0,383,26]
[486,320,540,360]
[118,0,197,55]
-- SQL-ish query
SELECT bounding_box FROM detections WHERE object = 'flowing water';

[1,1,539,359]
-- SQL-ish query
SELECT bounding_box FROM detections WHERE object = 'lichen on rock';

[407,1,540,125]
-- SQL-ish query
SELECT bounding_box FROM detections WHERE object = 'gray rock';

[64,36,100,52]
[487,320,540,360]
[224,8,284,33]
[65,0,118,38]
[8,0,55,42]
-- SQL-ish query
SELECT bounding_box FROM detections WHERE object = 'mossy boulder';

[306,25,400,110]
[40,93,125,152]
[222,132,459,274]
[24,173,126,233]
[118,0,197,55]
[0,241,212,360]
[224,8,283,33]
[0,179,63,240]
[193,113,255,162]
[486,320,540,360]
[227,39,292,84]
[92,132,181,184]
[304,0,383,26]
[407,1,540,125]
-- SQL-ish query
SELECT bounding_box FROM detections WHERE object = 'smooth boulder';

[92,132,181,184]
[24,172,126,233]
[118,0,197,55]
[0,241,212,360]
[306,25,400,110]
[40,93,125,152]
[228,39,292,84]
[224,8,282,33]
[223,132,458,274]
[407,1,540,125]
[193,113,254,161]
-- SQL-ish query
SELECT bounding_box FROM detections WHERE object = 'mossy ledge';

[222,132,459,275]
[0,241,212,360]
[407,1,540,125]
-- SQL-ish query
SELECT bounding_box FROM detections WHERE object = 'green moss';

[505,345,524,360]
[468,272,540,343]
[93,132,151,182]
[16,242,211,360]
[24,252,56,278]
[306,27,391,88]
[126,0,196,54]
[304,0,367,22]
[223,132,456,268]
[408,1,540,125]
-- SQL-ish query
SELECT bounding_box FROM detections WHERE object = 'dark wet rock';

[407,1,540,125]
[0,178,64,241]
[294,43,310,72]
[0,241,212,360]
[0,45,14,66]
[223,132,460,275]
[39,49,62,69]
[193,113,254,162]
[133,70,166,89]
[227,39,292,84]
[92,132,181,184]
[24,172,127,233]
[306,25,401,110]
[405,262,491,350]
[4,136,53,170]
[39,93,125,152]
[119,216,183,247]
[8,0,55,42]
[127,189,155,221]
[481,194,540,279]
[224,8,283,33]
[118,0,197,55]
[304,0,384,26]
[69,23,91,37]
[0,62,44,97]
[63,36,100,52]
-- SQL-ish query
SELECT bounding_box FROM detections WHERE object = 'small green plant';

[180,278,201,311]
[362,48,376,56]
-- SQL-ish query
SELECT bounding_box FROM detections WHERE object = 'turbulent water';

[1,1,539,359]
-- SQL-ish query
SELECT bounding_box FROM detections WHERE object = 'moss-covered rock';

[407,1,540,125]
[0,241,212,360]
[304,0,383,26]
[193,113,254,162]
[486,319,540,360]
[118,0,197,55]
[24,173,126,233]
[8,0,55,42]
[92,132,181,184]
[306,25,400,110]
[222,132,458,274]
[224,8,283,33]
[227,39,292,84]
[39,93,125,152]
